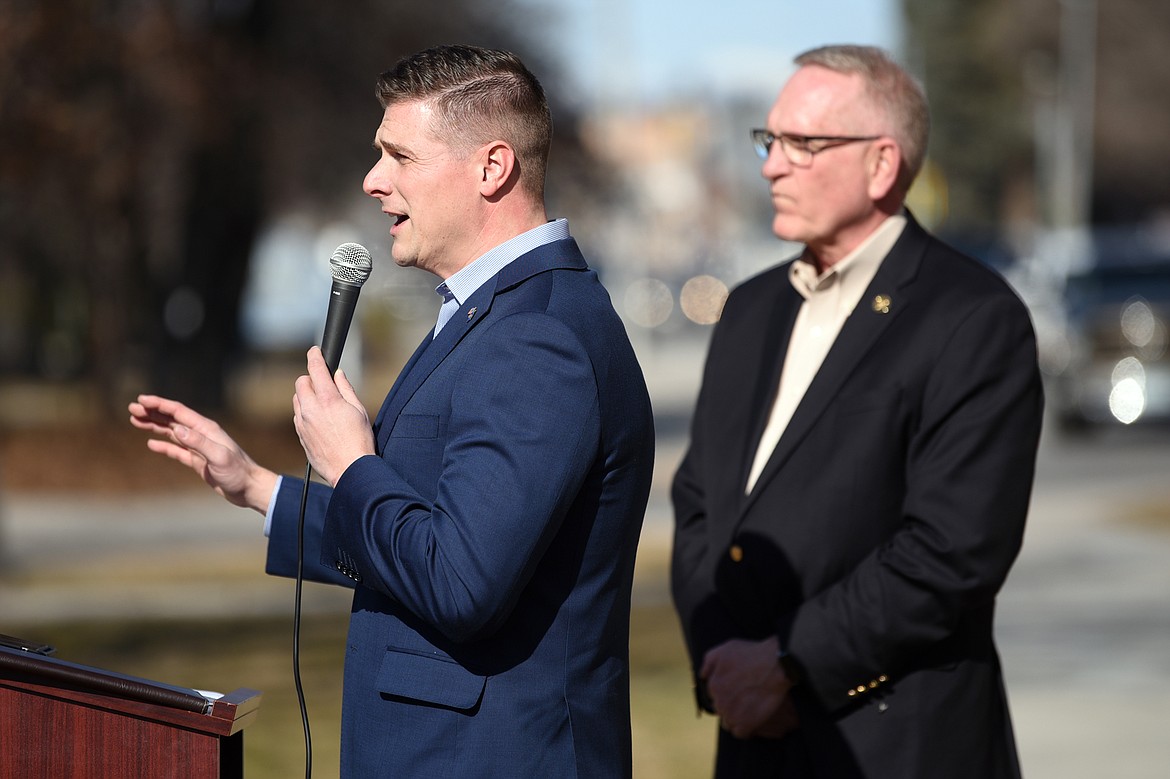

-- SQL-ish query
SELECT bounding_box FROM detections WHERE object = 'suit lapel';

[372,329,434,441]
[373,282,496,452]
[374,239,588,453]
[742,216,931,512]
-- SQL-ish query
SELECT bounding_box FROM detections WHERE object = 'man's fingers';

[135,394,189,420]
[305,346,334,385]
[129,414,164,434]
[700,644,725,678]
[132,394,218,437]
[146,436,206,471]
[129,400,173,432]
[294,374,312,399]
[295,357,333,411]
[334,367,353,394]
[721,716,754,741]
[700,658,713,678]
[161,423,212,461]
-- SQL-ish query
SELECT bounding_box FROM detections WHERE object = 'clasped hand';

[700,636,799,741]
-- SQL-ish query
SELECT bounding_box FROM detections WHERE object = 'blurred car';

[1048,260,1170,431]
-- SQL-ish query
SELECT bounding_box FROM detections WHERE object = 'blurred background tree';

[0,0,598,415]
[902,0,1032,230]
[4,0,1170,421]
[903,0,1170,234]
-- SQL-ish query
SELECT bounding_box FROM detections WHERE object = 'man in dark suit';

[131,45,654,777]
[671,44,1043,778]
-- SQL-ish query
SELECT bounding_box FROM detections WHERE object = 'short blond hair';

[795,45,930,194]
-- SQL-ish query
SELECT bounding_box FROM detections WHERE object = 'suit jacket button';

[729,544,744,562]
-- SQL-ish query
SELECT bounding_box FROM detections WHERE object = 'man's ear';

[478,141,518,198]
[867,138,902,202]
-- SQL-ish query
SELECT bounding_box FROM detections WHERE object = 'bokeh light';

[624,278,674,328]
[1109,357,1147,424]
[679,275,729,325]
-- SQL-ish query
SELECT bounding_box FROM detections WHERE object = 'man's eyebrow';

[374,137,412,155]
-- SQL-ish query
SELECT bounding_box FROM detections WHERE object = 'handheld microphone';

[320,242,374,374]
[295,241,372,779]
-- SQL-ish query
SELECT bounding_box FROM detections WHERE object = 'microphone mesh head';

[329,243,373,285]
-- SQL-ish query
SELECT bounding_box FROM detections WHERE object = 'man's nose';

[363,162,388,197]
[761,144,791,179]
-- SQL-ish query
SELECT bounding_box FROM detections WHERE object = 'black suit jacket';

[672,215,1043,778]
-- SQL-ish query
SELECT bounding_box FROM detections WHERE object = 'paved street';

[995,424,1170,778]
[2,332,1169,777]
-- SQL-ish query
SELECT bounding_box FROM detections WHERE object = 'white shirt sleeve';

[262,475,283,537]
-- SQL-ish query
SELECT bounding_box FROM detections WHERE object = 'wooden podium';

[0,641,261,778]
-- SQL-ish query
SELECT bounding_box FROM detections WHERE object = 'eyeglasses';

[750,129,880,166]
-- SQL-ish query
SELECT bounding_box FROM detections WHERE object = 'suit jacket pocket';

[389,413,441,439]
[377,648,486,711]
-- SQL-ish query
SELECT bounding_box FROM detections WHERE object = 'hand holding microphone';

[293,243,376,486]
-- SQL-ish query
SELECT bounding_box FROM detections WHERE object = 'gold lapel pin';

[872,294,891,314]
[467,307,477,321]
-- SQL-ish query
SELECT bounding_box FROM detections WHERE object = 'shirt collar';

[437,218,571,305]
[789,212,908,300]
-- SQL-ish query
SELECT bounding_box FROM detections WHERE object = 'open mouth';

[388,213,409,235]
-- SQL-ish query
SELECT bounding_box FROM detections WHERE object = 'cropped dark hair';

[376,45,552,198]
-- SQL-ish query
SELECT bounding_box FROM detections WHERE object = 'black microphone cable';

[294,463,314,779]
[291,242,372,779]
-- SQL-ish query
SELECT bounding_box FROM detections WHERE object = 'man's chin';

[389,248,415,269]
[771,218,804,244]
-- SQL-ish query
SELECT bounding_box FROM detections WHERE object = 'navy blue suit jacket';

[673,215,1043,778]
[267,238,654,777]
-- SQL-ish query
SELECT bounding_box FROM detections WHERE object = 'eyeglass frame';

[750,129,881,166]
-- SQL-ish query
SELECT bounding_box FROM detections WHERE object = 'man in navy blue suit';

[131,45,654,777]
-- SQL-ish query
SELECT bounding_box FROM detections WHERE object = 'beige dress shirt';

[745,214,908,493]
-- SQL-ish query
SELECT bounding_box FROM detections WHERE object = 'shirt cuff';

[262,475,283,537]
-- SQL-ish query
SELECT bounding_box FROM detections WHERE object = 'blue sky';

[531,0,902,106]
